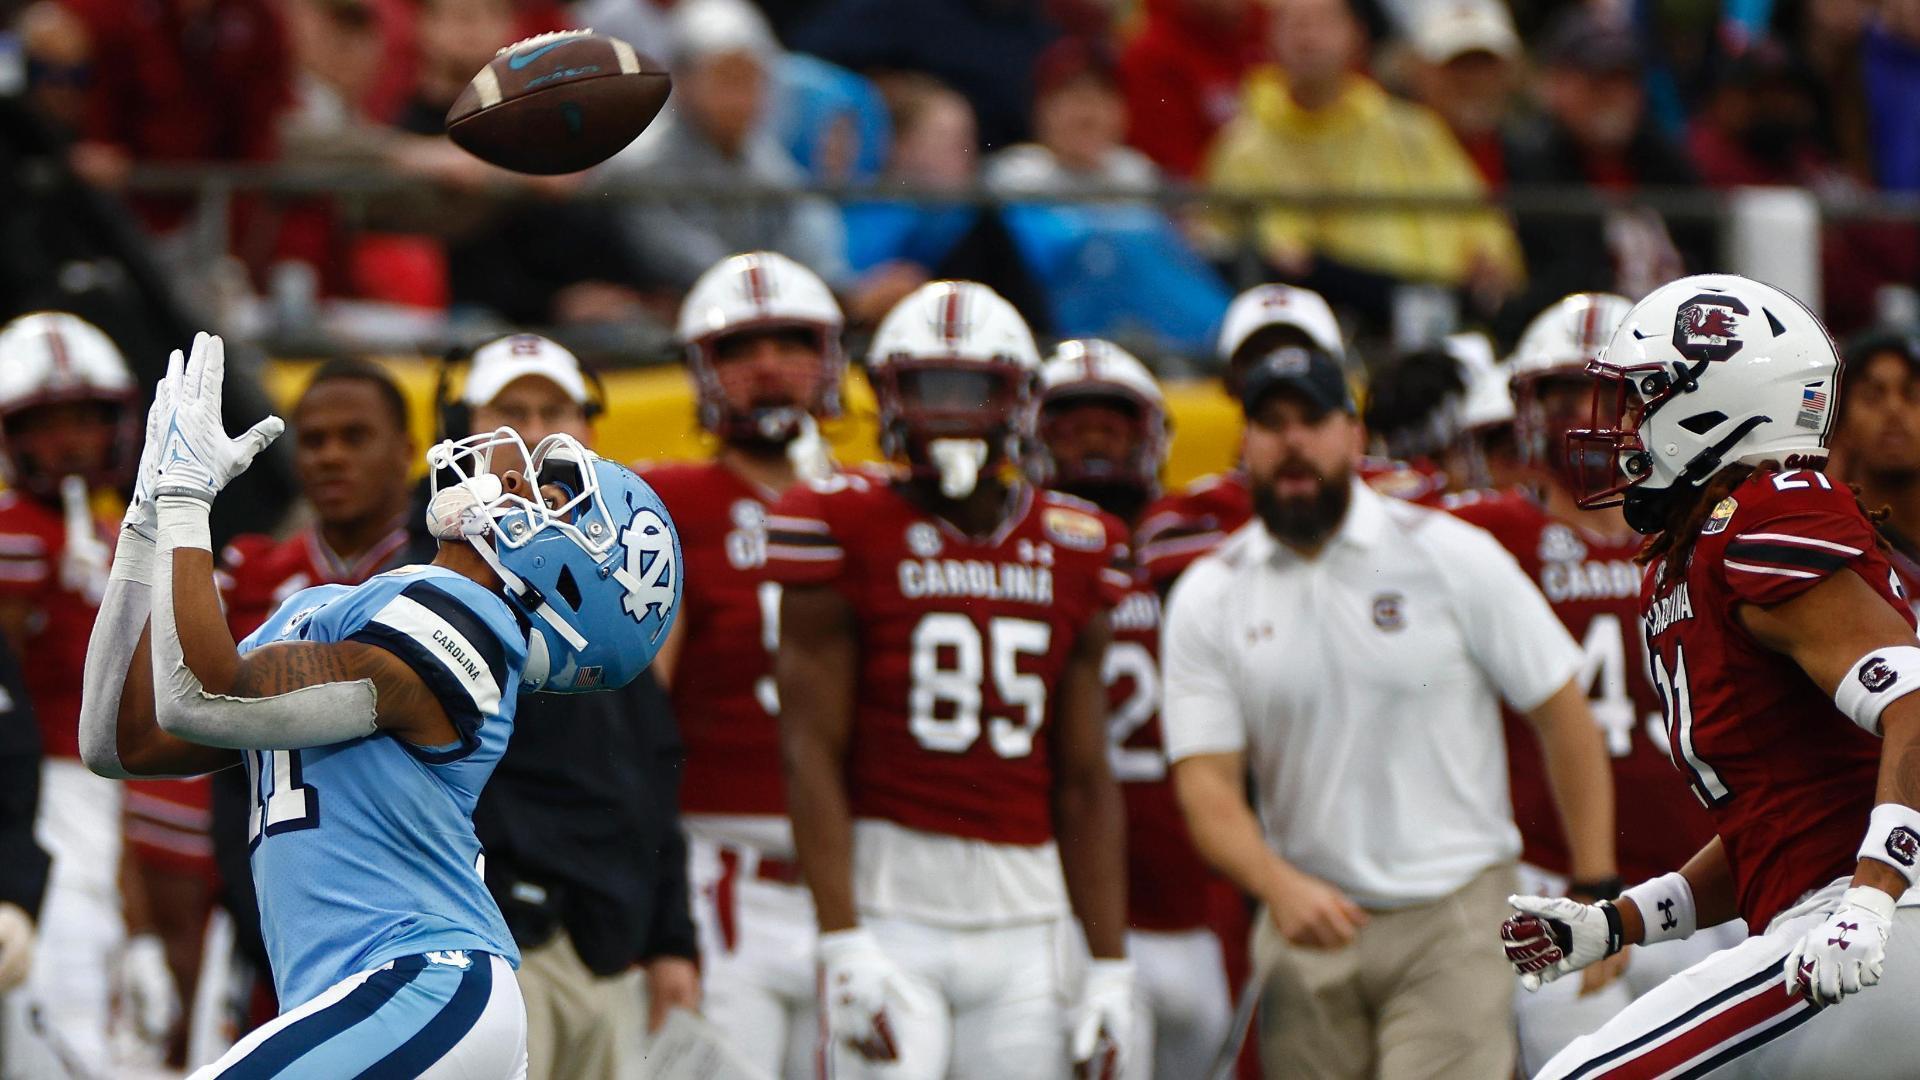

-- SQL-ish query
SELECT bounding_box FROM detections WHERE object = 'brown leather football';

[446,30,671,176]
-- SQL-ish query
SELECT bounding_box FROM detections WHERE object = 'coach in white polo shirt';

[1162,345,1617,1080]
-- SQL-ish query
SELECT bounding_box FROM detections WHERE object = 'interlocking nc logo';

[1829,922,1859,950]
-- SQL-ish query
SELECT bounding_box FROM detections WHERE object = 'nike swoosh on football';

[507,42,566,70]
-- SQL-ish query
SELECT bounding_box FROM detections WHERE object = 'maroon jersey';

[1642,467,1907,930]
[640,460,788,818]
[1137,472,1252,590]
[1107,583,1211,930]
[219,523,411,639]
[1447,489,1716,883]
[766,476,1130,845]
[0,490,110,759]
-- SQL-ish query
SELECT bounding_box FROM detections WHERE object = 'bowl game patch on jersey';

[1043,506,1107,551]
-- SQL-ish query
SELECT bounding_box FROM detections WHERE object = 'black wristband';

[1598,900,1626,957]
[1570,875,1624,902]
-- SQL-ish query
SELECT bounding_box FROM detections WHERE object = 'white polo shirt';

[1161,479,1581,908]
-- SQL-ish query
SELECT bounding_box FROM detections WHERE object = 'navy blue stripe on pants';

[356,951,495,1078]
[223,957,429,1079]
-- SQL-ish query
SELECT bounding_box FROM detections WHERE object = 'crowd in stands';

[7,0,1920,355]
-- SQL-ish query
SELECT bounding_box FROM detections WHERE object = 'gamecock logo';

[1887,826,1919,868]
[1671,293,1750,363]
[1860,658,1898,694]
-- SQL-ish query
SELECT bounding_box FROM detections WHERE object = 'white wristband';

[1858,803,1920,889]
[155,495,212,554]
[1621,871,1696,945]
[1834,645,1920,736]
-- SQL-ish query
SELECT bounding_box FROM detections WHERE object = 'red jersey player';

[1034,339,1230,1078]
[1502,275,1920,1077]
[645,251,847,1079]
[773,281,1133,1079]
[0,312,179,1075]
[1450,293,1729,1071]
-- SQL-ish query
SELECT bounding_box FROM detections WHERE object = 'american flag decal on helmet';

[1796,382,1828,429]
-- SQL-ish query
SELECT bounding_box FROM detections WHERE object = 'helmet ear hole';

[554,564,582,610]
[1678,411,1728,435]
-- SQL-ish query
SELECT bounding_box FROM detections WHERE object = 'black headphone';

[432,337,608,444]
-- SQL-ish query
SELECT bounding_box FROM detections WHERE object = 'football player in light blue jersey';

[74,333,681,1079]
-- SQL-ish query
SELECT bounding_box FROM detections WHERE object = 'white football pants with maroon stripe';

[689,835,819,1079]
[1537,879,1920,1079]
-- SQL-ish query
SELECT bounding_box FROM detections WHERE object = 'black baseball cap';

[1239,345,1356,418]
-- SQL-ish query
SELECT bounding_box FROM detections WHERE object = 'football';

[446,30,671,176]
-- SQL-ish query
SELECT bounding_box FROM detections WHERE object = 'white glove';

[123,365,178,540]
[113,932,180,1043]
[817,927,908,1063]
[0,901,33,992]
[1070,958,1135,1079]
[1501,894,1625,991]
[58,475,110,604]
[1786,886,1895,1007]
[153,332,282,505]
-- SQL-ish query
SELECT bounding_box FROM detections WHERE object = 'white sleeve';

[1159,558,1247,761]
[79,527,158,778]
[1440,519,1582,713]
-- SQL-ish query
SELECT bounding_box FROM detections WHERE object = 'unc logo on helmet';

[618,507,677,638]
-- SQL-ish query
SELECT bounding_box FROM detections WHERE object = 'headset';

[431,338,609,444]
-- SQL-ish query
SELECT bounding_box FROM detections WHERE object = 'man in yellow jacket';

[1205,0,1523,303]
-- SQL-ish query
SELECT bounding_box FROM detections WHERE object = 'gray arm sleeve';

[150,497,380,751]
[78,529,158,778]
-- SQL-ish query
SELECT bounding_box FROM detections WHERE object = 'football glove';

[1070,958,1135,1080]
[112,931,179,1044]
[0,902,32,993]
[123,364,177,540]
[1786,886,1894,1007]
[818,927,907,1063]
[153,332,282,505]
[1501,894,1625,992]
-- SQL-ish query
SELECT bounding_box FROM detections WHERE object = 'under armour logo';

[1244,622,1274,646]
[1657,898,1678,931]
[1829,922,1859,950]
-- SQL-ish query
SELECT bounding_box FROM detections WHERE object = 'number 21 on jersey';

[247,748,319,846]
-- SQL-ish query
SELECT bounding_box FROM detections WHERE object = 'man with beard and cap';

[641,250,846,1078]
[1160,340,1617,1079]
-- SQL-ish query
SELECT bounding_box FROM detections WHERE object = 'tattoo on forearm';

[229,644,353,697]
[1890,736,1920,808]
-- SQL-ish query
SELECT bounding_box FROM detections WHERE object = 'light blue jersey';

[236,565,527,1010]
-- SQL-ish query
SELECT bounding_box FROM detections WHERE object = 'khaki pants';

[518,935,642,1080]
[1253,862,1517,1080]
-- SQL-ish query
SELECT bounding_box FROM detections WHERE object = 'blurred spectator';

[1834,328,1920,601]
[1116,0,1269,178]
[1800,0,1878,181]
[18,1,92,138]
[765,53,892,185]
[984,39,1230,352]
[1497,6,1708,340]
[572,0,674,56]
[389,0,650,324]
[841,75,1051,326]
[1402,0,1521,186]
[603,0,854,291]
[1689,38,1919,335]
[1204,0,1522,325]
[985,39,1158,193]
[787,0,1060,150]
[1866,0,1920,191]
[60,0,292,230]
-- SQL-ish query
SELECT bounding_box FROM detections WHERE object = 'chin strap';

[462,527,589,653]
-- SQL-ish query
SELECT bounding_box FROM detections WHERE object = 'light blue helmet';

[426,430,681,692]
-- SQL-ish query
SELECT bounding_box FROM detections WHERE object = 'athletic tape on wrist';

[1834,646,1920,736]
[154,495,212,553]
[1857,803,1920,889]
[1621,871,1696,946]
[109,527,154,585]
